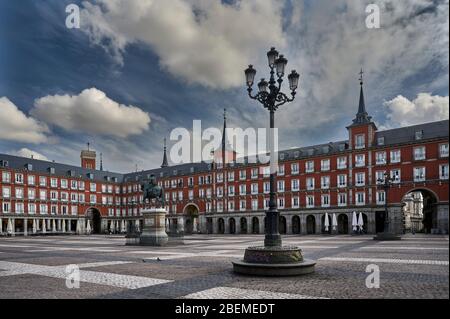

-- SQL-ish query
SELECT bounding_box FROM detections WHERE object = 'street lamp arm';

[275,91,296,108]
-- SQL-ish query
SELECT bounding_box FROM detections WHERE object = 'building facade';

[0,82,449,236]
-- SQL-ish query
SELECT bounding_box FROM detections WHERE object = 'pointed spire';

[100,153,103,171]
[161,137,168,168]
[352,68,372,125]
[222,108,227,154]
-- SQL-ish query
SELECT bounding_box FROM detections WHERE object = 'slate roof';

[1,120,448,183]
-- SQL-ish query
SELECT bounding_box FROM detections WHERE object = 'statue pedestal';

[139,208,168,246]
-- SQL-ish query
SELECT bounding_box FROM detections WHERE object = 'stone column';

[259,216,265,235]
[235,217,241,234]
[436,204,449,234]
[316,214,322,234]
[24,218,28,236]
[57,219,61,232]
[199,216,207,234]
[300,214,307,235]
[12,218,16,236]
[247,217,251,234]
[177,217,185,233]
[224,217,230,234]
[212,217,218,234]
[286,215,292,234]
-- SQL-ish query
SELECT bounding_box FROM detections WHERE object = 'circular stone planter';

[232,246,316,276]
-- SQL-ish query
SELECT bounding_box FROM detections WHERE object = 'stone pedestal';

[139,208,169,246]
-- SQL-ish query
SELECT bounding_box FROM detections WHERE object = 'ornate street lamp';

[374,172,401,240]
[233,48,315,276]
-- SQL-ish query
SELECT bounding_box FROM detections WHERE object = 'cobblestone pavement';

[0,234,448,299]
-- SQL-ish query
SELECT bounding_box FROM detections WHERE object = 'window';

[15,188,23,199]
[15,202,24,214]
[292,196,299,208]
[50,178,58,188]
[337,156,347,169]
[306,177,315,190]
[355,134,365,149]
[321,194,330,207]
[79,181,85,190]
[305,161,314,173]
[355,154,365,167]
[71,193,78,202]
[2,202,10,213]
[291,163,299,174]
[70,180,77,190]
[50,191,58,201]
[337,174,347,188]
[71,206,78,216]
[61,179,68,189]
[62,206,68,215]
[321,159,330,171]
[277,180,285,192]
[252,199,258,210]
[39,176,46,186]
[39,190,47,200]
[217,187,223,197]
[264,182,270,194]
[278,165,285,176]
[415,130,423,140]
[240,200,246,211]
[28,175,35,185]
[39,204,48,215]
[239,170,246,180]
[61,192,68,202]
[306,195,314,208]
[2,187,10,198]
[251,168,259,179]
[262,166,270,177]
[90,195,96,204]
[375,151,386,165]
[28,188,35,200]
[15,173,23,184]
[228,186,235,196]
[414,146,426,161]
[90,183,96,192]
[321,176,330,189]
[390,150,401,163]
[291,179,299,191]
[439,143,449,157]
[2,171,11,183]
[338,193,347,207]
[356,192,365,206]
[439,164,449,180]
[377,136,385,146]
[28,203,36,214]
[377,191,385,205]
[238,184,246,195]
[227,171,235,181]
[390,169,401,183]
[51,205,58,215]
[278,197,285,208]
[376,170,386,184]
[355,172,365,186]
[251,183,258,195]
[228,201,234,211]
[413,167,426,182]
[79,193,85,203]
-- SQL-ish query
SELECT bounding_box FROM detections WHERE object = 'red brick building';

[0,82,448,236]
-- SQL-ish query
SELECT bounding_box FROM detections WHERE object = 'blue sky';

[0,0,448,173]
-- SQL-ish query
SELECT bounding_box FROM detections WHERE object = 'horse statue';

[141,174,165,208]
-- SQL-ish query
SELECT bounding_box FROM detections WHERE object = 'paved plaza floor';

[0,234,448,299]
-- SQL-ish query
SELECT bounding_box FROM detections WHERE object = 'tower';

[161,138,169,168]
[80,142,96,170]
[346,69,377,149]
[214,108,236,165]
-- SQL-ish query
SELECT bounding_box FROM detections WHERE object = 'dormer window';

[68,170,75,177]
[112,177,118,183]
[48,167,55,174]
[0,160,9,167]
[87,173,94,180]
[415,130,423,140]
[279,153,285,160]
[377,136,385,146]
[294,151,300,158]
[190,167,195,173]
[25,163,33,171]
[322,146,329,154]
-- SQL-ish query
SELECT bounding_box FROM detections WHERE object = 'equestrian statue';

[141,174,165,208]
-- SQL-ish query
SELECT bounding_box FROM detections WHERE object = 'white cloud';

[0,97,49,143]
[382,93,449,129]
[80,0,285,89]
[31,88,150,138]
[10,148,49,161]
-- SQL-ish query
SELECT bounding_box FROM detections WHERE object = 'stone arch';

[183,203,199,234]
[292,215,300,234]
[217,218,225,234]
[240,217,248,234]
[402,188,439,233]
[252,216,259,234]
[229,218,236,234]
[85,207,102,234]
[279,215,287,234]
[337,214,349,234]
[306,215,315,234]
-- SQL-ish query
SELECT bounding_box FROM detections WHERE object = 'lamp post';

[374,172,401,240]
[244,47,299,247]
[233,48,315,276]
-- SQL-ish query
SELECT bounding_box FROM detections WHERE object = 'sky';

[0,0,448,173]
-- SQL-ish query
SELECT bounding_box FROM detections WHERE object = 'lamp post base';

[232,246,316,276]
[373,232,402,241]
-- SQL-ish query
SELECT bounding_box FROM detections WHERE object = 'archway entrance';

[279,216,286,234]
[183,204,199,234]
[292,216,300,234]
[402,189,438,233]
[240,217,247,234]
[306,215,315,234]
[375,211,385,233]
[252,217,259,234]
[206,218,213,234]
[86,208,102,234]
[337,214,349,234]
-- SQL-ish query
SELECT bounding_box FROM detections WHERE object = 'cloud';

[80,0,285,89]
[10,148,49,161]
[31,88,150,138]
[382,93,449,129]
[0,97,49,143]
